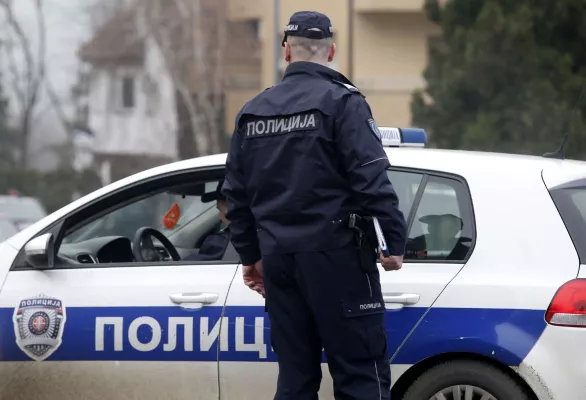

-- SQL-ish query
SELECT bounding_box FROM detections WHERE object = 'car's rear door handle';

[169,292,219,308]
[383,293,420,305]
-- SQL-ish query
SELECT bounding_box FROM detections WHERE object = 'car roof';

[385,147,582,174]
[384,147,586,185]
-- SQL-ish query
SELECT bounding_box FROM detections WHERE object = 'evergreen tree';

[412,0,586,158]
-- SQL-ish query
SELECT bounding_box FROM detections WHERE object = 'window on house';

[143,74,160,115]
[79,105,89,125]
[249,19,262,41]
[122,76,135,109]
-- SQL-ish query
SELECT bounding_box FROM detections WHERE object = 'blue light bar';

[379,127,427,148]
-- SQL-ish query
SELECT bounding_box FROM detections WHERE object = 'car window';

[63,182,218,244]
[570,191,586,220]
[48,178,230,267]
[405,175,474,262]
[549,185,586,264]
[0,219,18,242]
[387,170,424,218]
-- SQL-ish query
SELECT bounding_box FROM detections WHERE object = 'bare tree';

[1,0,82,171]
[139,0,227,158]
[0,0,46,169]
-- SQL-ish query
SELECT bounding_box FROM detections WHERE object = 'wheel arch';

[391,352,538,399]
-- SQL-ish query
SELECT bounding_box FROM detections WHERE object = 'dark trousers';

[264,243,391,400]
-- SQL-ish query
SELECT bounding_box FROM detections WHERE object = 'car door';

[0,170,239,400]
[218,169,475,398]
[382,170,475,383]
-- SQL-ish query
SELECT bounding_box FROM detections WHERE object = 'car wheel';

[402,360,531,400]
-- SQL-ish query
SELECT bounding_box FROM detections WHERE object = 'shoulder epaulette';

[332,79,361,94]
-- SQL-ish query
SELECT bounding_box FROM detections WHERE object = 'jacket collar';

[282,61,355,86]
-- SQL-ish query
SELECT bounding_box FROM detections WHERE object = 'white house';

[78,7,178,185]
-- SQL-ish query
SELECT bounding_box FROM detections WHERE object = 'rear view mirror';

[24,233,55,269]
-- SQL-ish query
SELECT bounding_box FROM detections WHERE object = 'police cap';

[281,11,333,47]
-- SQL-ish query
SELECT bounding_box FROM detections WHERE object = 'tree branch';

[0,0,48,169]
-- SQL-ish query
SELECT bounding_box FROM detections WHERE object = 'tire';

[402,360,531,400]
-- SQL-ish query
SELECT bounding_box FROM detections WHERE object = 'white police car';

[0,128,584,400]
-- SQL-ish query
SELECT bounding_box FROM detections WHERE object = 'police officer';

[183,180,231,261]
[222,11,407,400]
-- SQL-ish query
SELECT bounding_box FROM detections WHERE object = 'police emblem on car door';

[12,293,66,361]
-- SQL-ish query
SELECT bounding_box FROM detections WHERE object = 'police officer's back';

[222,11,407,400]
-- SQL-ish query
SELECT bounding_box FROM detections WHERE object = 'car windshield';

[0,219,18,242]
[62,190,212,244]
[0,196,47,222]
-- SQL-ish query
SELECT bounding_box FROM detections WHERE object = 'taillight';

[545,279,586,327]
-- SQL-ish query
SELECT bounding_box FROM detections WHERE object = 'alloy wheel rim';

[429,385,497,400]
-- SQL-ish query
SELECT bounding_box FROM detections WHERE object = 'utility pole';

[348,0,354,80]
[274,0,281,84]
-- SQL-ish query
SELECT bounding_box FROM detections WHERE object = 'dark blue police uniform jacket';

[222,61,406,265]
[183,228,231,261]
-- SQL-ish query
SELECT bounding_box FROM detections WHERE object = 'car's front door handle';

[169,292,219,306]
[383,293,420,305]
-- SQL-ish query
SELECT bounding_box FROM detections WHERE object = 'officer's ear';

[284,42,292,63]
[328,43,336,63]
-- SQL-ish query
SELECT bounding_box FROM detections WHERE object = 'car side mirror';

[24,233,55,269]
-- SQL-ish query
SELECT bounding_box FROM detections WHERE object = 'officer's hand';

[380,254,403,271]
[243,260,265,297]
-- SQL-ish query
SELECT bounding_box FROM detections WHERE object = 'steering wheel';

[132,227,181,262]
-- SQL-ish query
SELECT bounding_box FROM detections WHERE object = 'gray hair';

[287,29,332,63]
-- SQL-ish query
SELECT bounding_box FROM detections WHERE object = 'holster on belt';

[347,214,378,272]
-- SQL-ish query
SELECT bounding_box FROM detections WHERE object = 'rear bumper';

[518,325,586,399]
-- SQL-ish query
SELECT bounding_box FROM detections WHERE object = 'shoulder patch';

[332,79,361,94]
[367,118,382,143]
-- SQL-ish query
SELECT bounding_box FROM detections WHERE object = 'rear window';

[550,183,586,264]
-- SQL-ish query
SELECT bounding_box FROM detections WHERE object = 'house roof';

[78,8,144,64]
